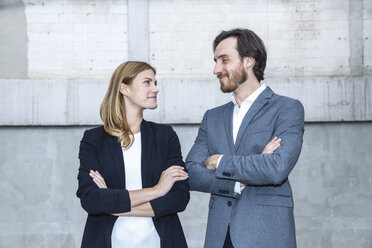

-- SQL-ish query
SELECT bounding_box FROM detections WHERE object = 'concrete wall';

[0,0,372,247]
[1,123,371,248]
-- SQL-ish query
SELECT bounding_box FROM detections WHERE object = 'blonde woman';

[77,61,189,248]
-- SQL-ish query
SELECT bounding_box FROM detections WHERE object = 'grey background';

[0,0,371,247]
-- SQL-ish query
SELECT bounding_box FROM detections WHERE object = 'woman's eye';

[144,80,150,84]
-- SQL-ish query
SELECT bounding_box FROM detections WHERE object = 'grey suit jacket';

[186,87,304,248]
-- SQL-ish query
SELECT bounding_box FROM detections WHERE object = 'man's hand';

[204,154,222,170]
[262,136,281,154]
[240,137,282,187]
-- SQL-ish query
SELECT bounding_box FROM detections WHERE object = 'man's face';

[213,37,247,93]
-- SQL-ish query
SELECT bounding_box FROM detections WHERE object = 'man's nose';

[213,63,222,75]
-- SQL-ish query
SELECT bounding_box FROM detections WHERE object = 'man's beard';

[220,64,247,93]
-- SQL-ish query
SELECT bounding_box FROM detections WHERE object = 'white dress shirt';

[217,83,267,194]
[111,132,160,248]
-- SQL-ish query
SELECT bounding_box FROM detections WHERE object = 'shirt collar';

[230,83,267,107]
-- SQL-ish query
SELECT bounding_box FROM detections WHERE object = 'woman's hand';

[262,136,282,154]
[153,166,188,197]
[89,170,108,189]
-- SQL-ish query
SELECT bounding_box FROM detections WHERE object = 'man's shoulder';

[272,91,303,109]
[206,102,232,115]
[269,93,305,120]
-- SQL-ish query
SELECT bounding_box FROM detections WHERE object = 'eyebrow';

[214,54,228,62]
[143,77,154,81]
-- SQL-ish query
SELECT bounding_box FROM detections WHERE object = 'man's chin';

[220,87,233,93]
[220,83,237,93]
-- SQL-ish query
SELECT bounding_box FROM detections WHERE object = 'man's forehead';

[214,37,238,57]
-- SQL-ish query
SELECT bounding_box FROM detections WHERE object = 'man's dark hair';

[213,28,267,81]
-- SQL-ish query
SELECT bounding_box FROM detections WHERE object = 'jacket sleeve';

[76,130,131,215]
[150,126,190,219]
[185,111,240,199]
[215,100,305,186]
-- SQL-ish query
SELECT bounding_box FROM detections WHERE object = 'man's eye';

[222,60,228,64]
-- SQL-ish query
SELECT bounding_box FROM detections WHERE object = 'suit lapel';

[235,87,274,150]
[105,132,125,189]
[140,119,153,188]
[223,102,236,154]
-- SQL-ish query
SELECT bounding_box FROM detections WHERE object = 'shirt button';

[227,201,232,206]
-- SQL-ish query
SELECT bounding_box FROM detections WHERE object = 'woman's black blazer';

[76,120,189,248]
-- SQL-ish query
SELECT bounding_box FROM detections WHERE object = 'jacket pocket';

[256,193,293,208]
[246,128,270,135]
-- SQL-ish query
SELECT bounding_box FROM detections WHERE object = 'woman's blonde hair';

[100,61,156,148]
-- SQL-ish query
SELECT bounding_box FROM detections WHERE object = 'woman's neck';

[125,105,143,134]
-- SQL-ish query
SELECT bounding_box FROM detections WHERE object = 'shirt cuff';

[234,182,246,194]
[216,155,223,169]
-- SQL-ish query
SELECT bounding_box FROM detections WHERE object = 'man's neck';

[233,78,261,107]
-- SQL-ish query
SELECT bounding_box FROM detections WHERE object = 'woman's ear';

[119,83,129,96]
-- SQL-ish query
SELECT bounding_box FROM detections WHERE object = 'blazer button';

[222,172,231,177]
[218,189,222,193]
[227,201,232,206]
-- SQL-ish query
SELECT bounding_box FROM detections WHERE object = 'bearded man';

[186,28,304,248]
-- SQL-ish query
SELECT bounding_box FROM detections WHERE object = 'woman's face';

[120,69,159,110]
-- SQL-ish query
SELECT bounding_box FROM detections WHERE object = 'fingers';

[156,166,188,196]
[160,166,188,185]
[204,154,221,165]
[163,166,188,179]
[262,137,282,154]
[268,137,281,153]
[172,175,189,182]
[204,156,211,166]
[89,170,108,188]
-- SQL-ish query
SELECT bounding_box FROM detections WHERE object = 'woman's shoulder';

[82,125,106,142]
[143,120,173,133]
[84,125,105,135]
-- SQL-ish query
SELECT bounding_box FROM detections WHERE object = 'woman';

[76,61,189,248]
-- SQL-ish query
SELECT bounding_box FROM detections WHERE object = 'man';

[186,28,304,248]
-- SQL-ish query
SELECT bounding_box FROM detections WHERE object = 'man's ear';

[119,83,129,96]
[243,57,255,69]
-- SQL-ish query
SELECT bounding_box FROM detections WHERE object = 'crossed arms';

[76,127,189,218]
[185,100,304,198]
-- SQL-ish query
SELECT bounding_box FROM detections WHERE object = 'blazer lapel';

[235,87,274,150]
[105,132,125,189]
[223,102,236,154]
[140,119,153,188]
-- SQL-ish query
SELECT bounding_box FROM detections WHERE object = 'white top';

[217,83,267,194]
[111,132,160,248]
[231,83,267,143]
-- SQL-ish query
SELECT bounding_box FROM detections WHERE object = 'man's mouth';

[218,74,227,80]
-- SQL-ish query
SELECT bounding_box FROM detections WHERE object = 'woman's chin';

[146,104,158,110]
